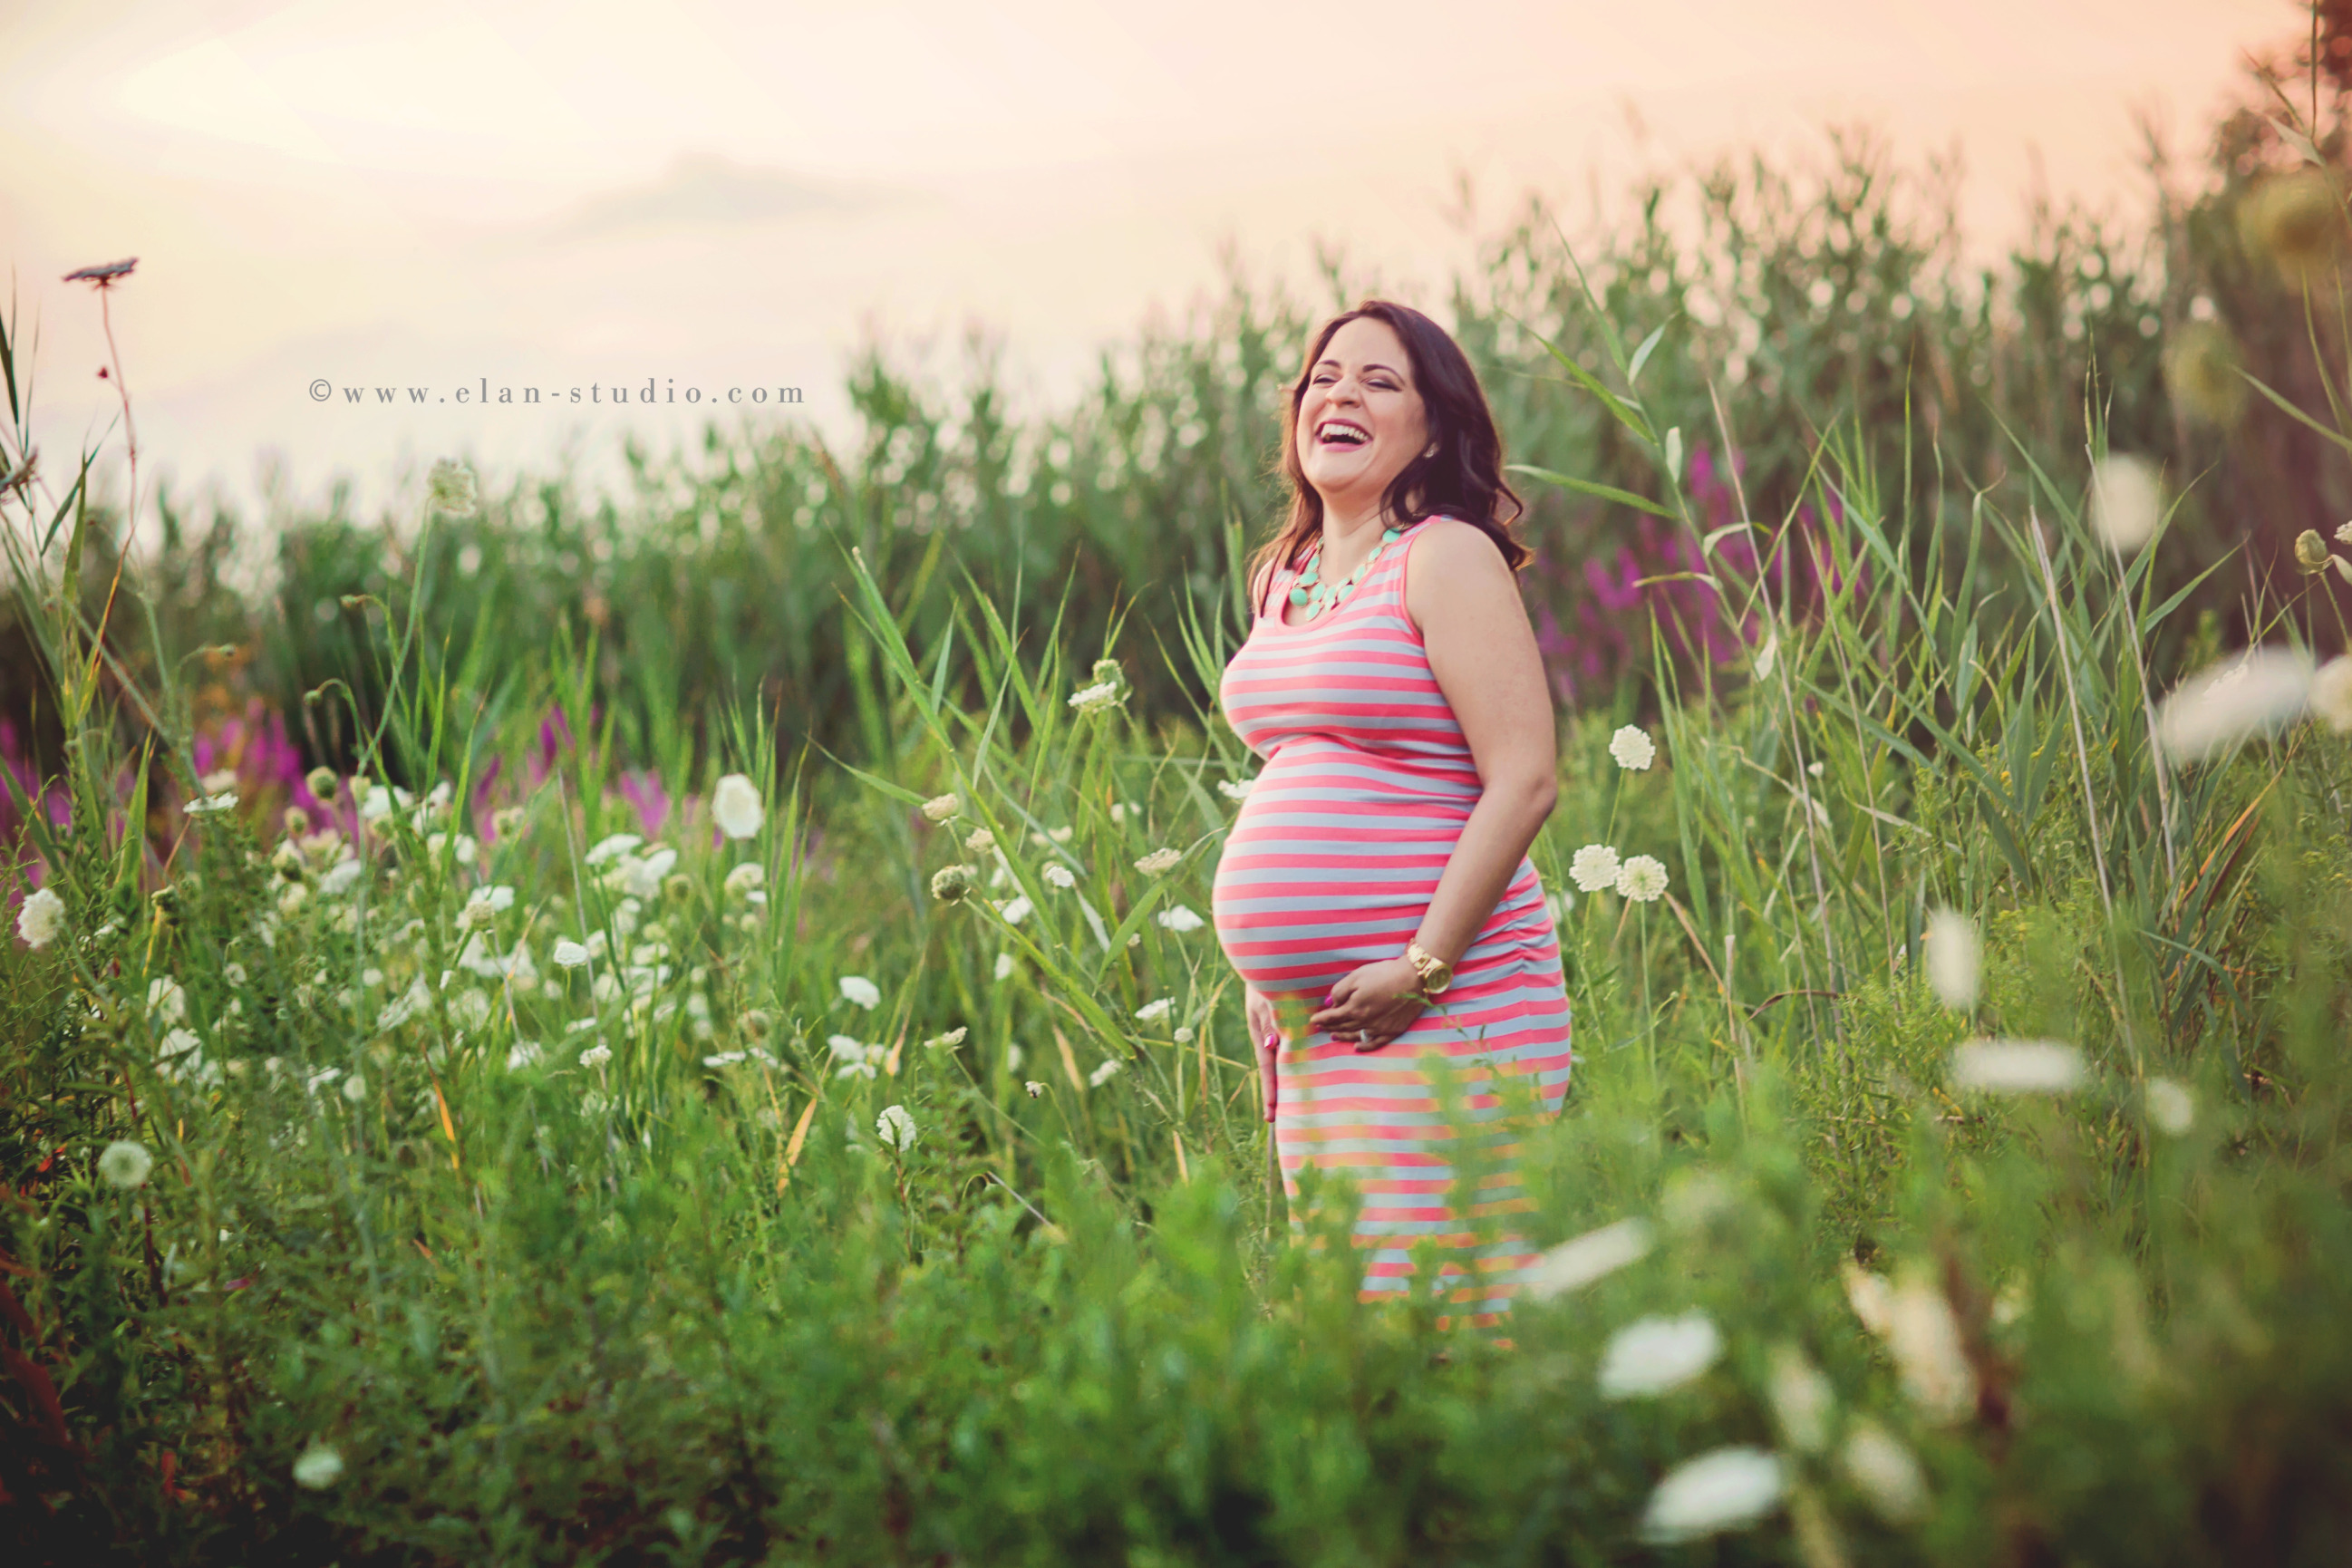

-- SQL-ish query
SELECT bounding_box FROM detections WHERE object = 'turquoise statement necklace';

[1288,524,1402,621]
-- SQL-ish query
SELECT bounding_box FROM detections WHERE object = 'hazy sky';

[0,0,2301,530]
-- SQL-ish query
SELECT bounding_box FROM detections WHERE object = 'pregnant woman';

[1212,299,1574,1327]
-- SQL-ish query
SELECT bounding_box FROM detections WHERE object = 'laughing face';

[1294,316,1435,525]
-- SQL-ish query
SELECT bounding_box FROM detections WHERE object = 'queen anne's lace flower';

[839,975,882,1010]
[1133,998,1174,1024]
[1568,844,1621,893]
[1615,855,1669,903]
[1089,1058,1123,1088]
[426,458,478,518]
[1598,1311,1721,1399]
[1042,864,1077,889]
[1638,1447,1786,1545]
[1523,1218,1652,1300]
[1068,681,1123,712]
[1155,904,1205,933]
[919,793,961,822]
[1608,725,1656,770]
[98,1139,153,1189]
[1133,847,1182,876]
[15,887,63,949]
[711,774,763,839]
[293,1442,345,1490]
[1925,907,1979,1008]
[1950,1039,2086,1094]
[876,1104,918,1151]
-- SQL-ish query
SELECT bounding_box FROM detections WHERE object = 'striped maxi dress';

[1211,512,1575,1324]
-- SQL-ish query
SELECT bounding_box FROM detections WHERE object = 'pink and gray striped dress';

[1212,512,1575,1323]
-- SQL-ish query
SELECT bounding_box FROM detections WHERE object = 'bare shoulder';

[1401,516,1521,633]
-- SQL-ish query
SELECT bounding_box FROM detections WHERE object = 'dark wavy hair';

[1246,298,1528,614]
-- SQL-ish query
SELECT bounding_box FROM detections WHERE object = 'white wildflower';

[292,1442,345,1490]
[1615,855,1668,903]
[1609,724,1657,770]
[1638,1447,1786,1545]
[963,827,996,854]
[318,857,363,897]
[1042,863,1077,889]
[1134,847,1182,876]
[1598,1311,1722,1399]
[15,887,63,949]
[506,1040,544,1070]
[1155,904,1205,933]
[919,792,961,822]
[702,1050,747,1068]
[711,773,764,839]
[585,832,642,866]
[553,939,591,969]
[1840,1419,1929,1523]
[98,1139,153,1189]
[1134,998,1175,1024]
[724,862,765,895]
[1842,1262,1893,1336]
[144,981,190,1030]
[425,457,478,517]
[1068,680,1124,712]
[1568,844,1621,894]
[1024,1080,1045,1098]
[1766,1343,1835,1454]
[185,791,238,815]
[1215,778,1253,800]
[876,1104,918,1151]
[922,1026,968,1050]
[2310,655,2352,733]
[1924,906,1979,1009]
[342,1073,367,1104]
[2146,1076,2195,1136]
[579,1042,613,1069]
[1089,1057,1123,1088]
[1950,1039,2086,1094]
[2154,647,2315,762]
[1884,1267,1977,1424]
[995,895,1033,925]
[2087,453,2163,553]
[839,974,882,1010]
[993,953,1015,982]
[1523,1217,1653,1301]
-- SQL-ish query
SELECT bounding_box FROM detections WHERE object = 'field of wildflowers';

[10,23,2352,1565]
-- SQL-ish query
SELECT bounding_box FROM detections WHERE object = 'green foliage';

[11,30,2352,1563]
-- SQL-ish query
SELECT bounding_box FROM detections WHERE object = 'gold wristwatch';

[1404,940,1453,998]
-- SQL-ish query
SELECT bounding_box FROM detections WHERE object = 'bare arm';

[1399,518,1559,968]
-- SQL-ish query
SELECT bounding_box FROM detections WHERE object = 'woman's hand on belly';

[1310,957,1428,1052]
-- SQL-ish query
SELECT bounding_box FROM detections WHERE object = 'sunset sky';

[0,0,2302,531]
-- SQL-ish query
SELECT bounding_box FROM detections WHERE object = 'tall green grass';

[9,41,2352,1564]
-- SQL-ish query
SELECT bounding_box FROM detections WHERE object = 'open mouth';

[1316,421,1370,450]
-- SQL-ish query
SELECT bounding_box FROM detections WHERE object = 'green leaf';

[1505,464,1675,518]
[1626,319,1673,388]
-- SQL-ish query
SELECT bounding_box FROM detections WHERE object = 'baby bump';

[1213,776,1476,996]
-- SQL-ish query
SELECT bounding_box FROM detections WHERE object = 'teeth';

[1320,422,1367,443]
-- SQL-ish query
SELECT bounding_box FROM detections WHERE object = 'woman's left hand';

[1310,957,1429,1052]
